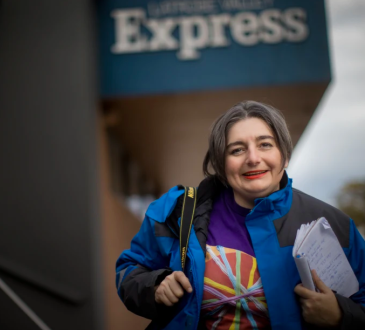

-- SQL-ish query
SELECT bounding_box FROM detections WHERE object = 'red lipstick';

[243,170,268,180]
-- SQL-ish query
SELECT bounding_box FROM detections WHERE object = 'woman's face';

[225,117,288,208]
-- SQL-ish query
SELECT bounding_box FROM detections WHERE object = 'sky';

[287,0,365,206]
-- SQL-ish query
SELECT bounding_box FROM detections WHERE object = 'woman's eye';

[231,148,244,155]
[260,142,273,148]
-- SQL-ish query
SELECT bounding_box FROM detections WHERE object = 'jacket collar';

[250,171,292,219]
[196,175,225,207]
[197,171,292,217]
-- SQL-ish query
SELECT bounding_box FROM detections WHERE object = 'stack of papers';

[293,217,359,297]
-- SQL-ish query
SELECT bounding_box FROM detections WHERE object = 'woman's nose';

[246,147,261,165]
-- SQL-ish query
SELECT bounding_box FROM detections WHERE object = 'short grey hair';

[203,101,293,185]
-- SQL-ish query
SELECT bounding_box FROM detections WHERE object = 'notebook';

[293,217,359,297]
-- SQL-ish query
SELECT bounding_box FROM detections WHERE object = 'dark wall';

[0,1,103,329]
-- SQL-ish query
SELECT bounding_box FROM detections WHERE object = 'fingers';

[155,281,178,306]
[156,291,174,306]
[168,276,185,299]
[294,284,315,299]
[174,271,193,293]
[296,281,342,327]
[155,289,171,306]
[155,271,192,306]
[163,283,180,305]
[295,269,330,298]
[311,269,330,294]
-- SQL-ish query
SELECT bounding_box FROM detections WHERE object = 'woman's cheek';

[227,159,241,176]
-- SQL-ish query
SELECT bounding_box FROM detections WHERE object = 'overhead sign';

[111,7,308,60]
[99,0,331,97]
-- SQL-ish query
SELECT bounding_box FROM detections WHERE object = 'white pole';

[0,277,52,330]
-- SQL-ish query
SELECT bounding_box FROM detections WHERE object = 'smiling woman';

[224,118,286,208]
[203,102,292,208]
[115,101,365,330]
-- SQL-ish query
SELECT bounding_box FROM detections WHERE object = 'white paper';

[294,255,316,291]
[293,217,359,297]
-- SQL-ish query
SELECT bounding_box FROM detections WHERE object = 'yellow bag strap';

[179,186,197,272]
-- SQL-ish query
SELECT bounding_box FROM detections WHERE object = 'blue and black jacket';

[116,173,365,330]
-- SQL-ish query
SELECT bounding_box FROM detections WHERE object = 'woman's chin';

[236,184,273,200]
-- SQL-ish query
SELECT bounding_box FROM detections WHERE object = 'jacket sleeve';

[115,214,174,320]
[337,219,365,329]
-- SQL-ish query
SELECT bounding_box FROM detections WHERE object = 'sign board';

[99,0,331,97]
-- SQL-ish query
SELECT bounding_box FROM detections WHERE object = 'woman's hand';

[155,271,193,306]
[294,269,342,327]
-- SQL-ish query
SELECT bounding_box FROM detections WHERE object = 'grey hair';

[203,101,293,185]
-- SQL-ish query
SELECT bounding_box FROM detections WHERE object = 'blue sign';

[98,0,331,97]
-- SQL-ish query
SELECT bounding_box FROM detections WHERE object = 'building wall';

[0,1,103,329]
[98,111,150,330]
[104,82,328,193]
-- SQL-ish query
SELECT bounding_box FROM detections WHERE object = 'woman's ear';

[284,159,289,168]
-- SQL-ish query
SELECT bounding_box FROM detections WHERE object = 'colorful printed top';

[200,188,271,330]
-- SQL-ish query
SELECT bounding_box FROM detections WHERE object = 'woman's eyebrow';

[256,135,274,141]
[226,136,274,149]
[226,141,245,149]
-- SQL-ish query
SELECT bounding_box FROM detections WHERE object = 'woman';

[116,101,365,330]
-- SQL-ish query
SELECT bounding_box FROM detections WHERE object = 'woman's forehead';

[227,118,273,141]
